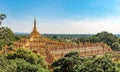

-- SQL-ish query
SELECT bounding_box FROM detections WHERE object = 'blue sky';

[1,0,120,34]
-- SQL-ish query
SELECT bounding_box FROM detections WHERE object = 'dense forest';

[1,14,120,72]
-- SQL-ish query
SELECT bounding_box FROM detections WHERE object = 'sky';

[1,0,120,34]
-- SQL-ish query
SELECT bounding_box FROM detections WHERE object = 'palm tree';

[0,14,6,25]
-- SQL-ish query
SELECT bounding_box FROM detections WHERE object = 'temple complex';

[12,19,111,65]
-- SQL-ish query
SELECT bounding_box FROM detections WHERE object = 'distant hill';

[14,32,29,36]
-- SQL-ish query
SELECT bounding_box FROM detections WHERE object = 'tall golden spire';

[30,18,41,37]
[33,18,37,32]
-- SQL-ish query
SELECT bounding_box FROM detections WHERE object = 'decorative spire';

[33,18,37,32]
[30,18,41,37]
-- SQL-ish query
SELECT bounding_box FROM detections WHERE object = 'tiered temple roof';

[12,19,111,65]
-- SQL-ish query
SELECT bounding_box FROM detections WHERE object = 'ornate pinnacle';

[33,18,37,32]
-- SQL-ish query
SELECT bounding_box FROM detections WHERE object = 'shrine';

[13,19,111,65]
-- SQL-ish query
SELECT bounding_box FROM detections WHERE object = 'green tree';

[80,37,89,43]
[0,27,15,50]
[112,42,120,51]
[0,48,49,72]
[89,36,100,43]
[52,52,118,72]
[0,14,6,25]
[74,54,118,72]
[6,48,47,67]
[95,31,119,50]
[0,54,17,72]
[51,52,79,72]
[52,35,58,39]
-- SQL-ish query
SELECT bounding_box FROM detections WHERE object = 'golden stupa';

[11,19,111,64]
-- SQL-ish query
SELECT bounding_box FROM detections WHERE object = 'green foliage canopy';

[52,52,119,72]
[0,27,15,50]
[0,48,49,72]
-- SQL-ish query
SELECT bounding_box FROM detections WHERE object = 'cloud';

[2,16,120,34]
[63,16,120,34]
[2,18,33,33]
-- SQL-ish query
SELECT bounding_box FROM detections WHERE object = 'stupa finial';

[30,17,41,37]
[33,17,37,32]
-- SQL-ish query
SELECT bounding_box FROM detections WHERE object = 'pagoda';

[12,19,111,65]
